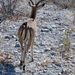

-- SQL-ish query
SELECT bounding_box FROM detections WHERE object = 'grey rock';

[50,51,56,55]
[9,34,17,39]
[72,32,75,36]
[44,48,50,52]
[15,43,20,47]
[4,35,10,39]
[0,1,74,75]
[72,43,75,48]
[41,26,52,32]
[41,29,49,32]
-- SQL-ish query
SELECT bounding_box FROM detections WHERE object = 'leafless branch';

[0,0,18,23]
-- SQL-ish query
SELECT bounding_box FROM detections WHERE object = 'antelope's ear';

[36,0,45,8]
[28,1,32,7]
[28,0,34,7]
[37,3,45,8]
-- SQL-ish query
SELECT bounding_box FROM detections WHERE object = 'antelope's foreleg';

[20,49,24,66]
[22,30,31,72]
[19,38,24,66]
[31,38,34,62]
[22,40,31,72]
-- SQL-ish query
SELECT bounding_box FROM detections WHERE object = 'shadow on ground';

[0,62,21,75]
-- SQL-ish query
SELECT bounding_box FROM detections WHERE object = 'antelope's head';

[28,0,45,9]
[28,0,45,19]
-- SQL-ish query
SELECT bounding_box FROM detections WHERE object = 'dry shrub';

[37,60,50,67]
[0,0,19,23]
[52,0,75,8]
[0,53,9,63]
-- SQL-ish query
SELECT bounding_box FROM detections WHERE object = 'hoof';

[19,60,23,66]
[20,65,22,70]
[23,65,25,72]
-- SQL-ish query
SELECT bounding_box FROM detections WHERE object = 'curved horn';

[29,0,34,5]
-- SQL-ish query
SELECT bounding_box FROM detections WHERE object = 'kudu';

[18,0,45,72]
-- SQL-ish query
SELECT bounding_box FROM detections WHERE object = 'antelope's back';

[18,22,35,43]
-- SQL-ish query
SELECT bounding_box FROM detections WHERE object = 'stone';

[0,1,74,75]
[15,44,20,47]
[41,29,49,32]
[4,36,10,39]
[72,32,75,37]
[50,51,56,55]
[72,43,75,48]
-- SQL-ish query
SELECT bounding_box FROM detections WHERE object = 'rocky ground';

[0,1,75,75]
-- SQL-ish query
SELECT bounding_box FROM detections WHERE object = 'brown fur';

[18,19,36,72]
[17,0,45,72]
[30,6,37,19]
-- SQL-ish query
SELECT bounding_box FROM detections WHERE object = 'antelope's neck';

[30,7,37,19]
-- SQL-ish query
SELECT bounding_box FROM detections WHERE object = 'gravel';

[0,1,75,75]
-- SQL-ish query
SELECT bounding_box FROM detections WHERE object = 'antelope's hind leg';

[22,30,30,72]
[31,38,34,62]
[22,42,27,72]
[19,38,24,66]
[30,29,35,62]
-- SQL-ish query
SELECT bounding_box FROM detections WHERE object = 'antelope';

[18,0,45,72]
